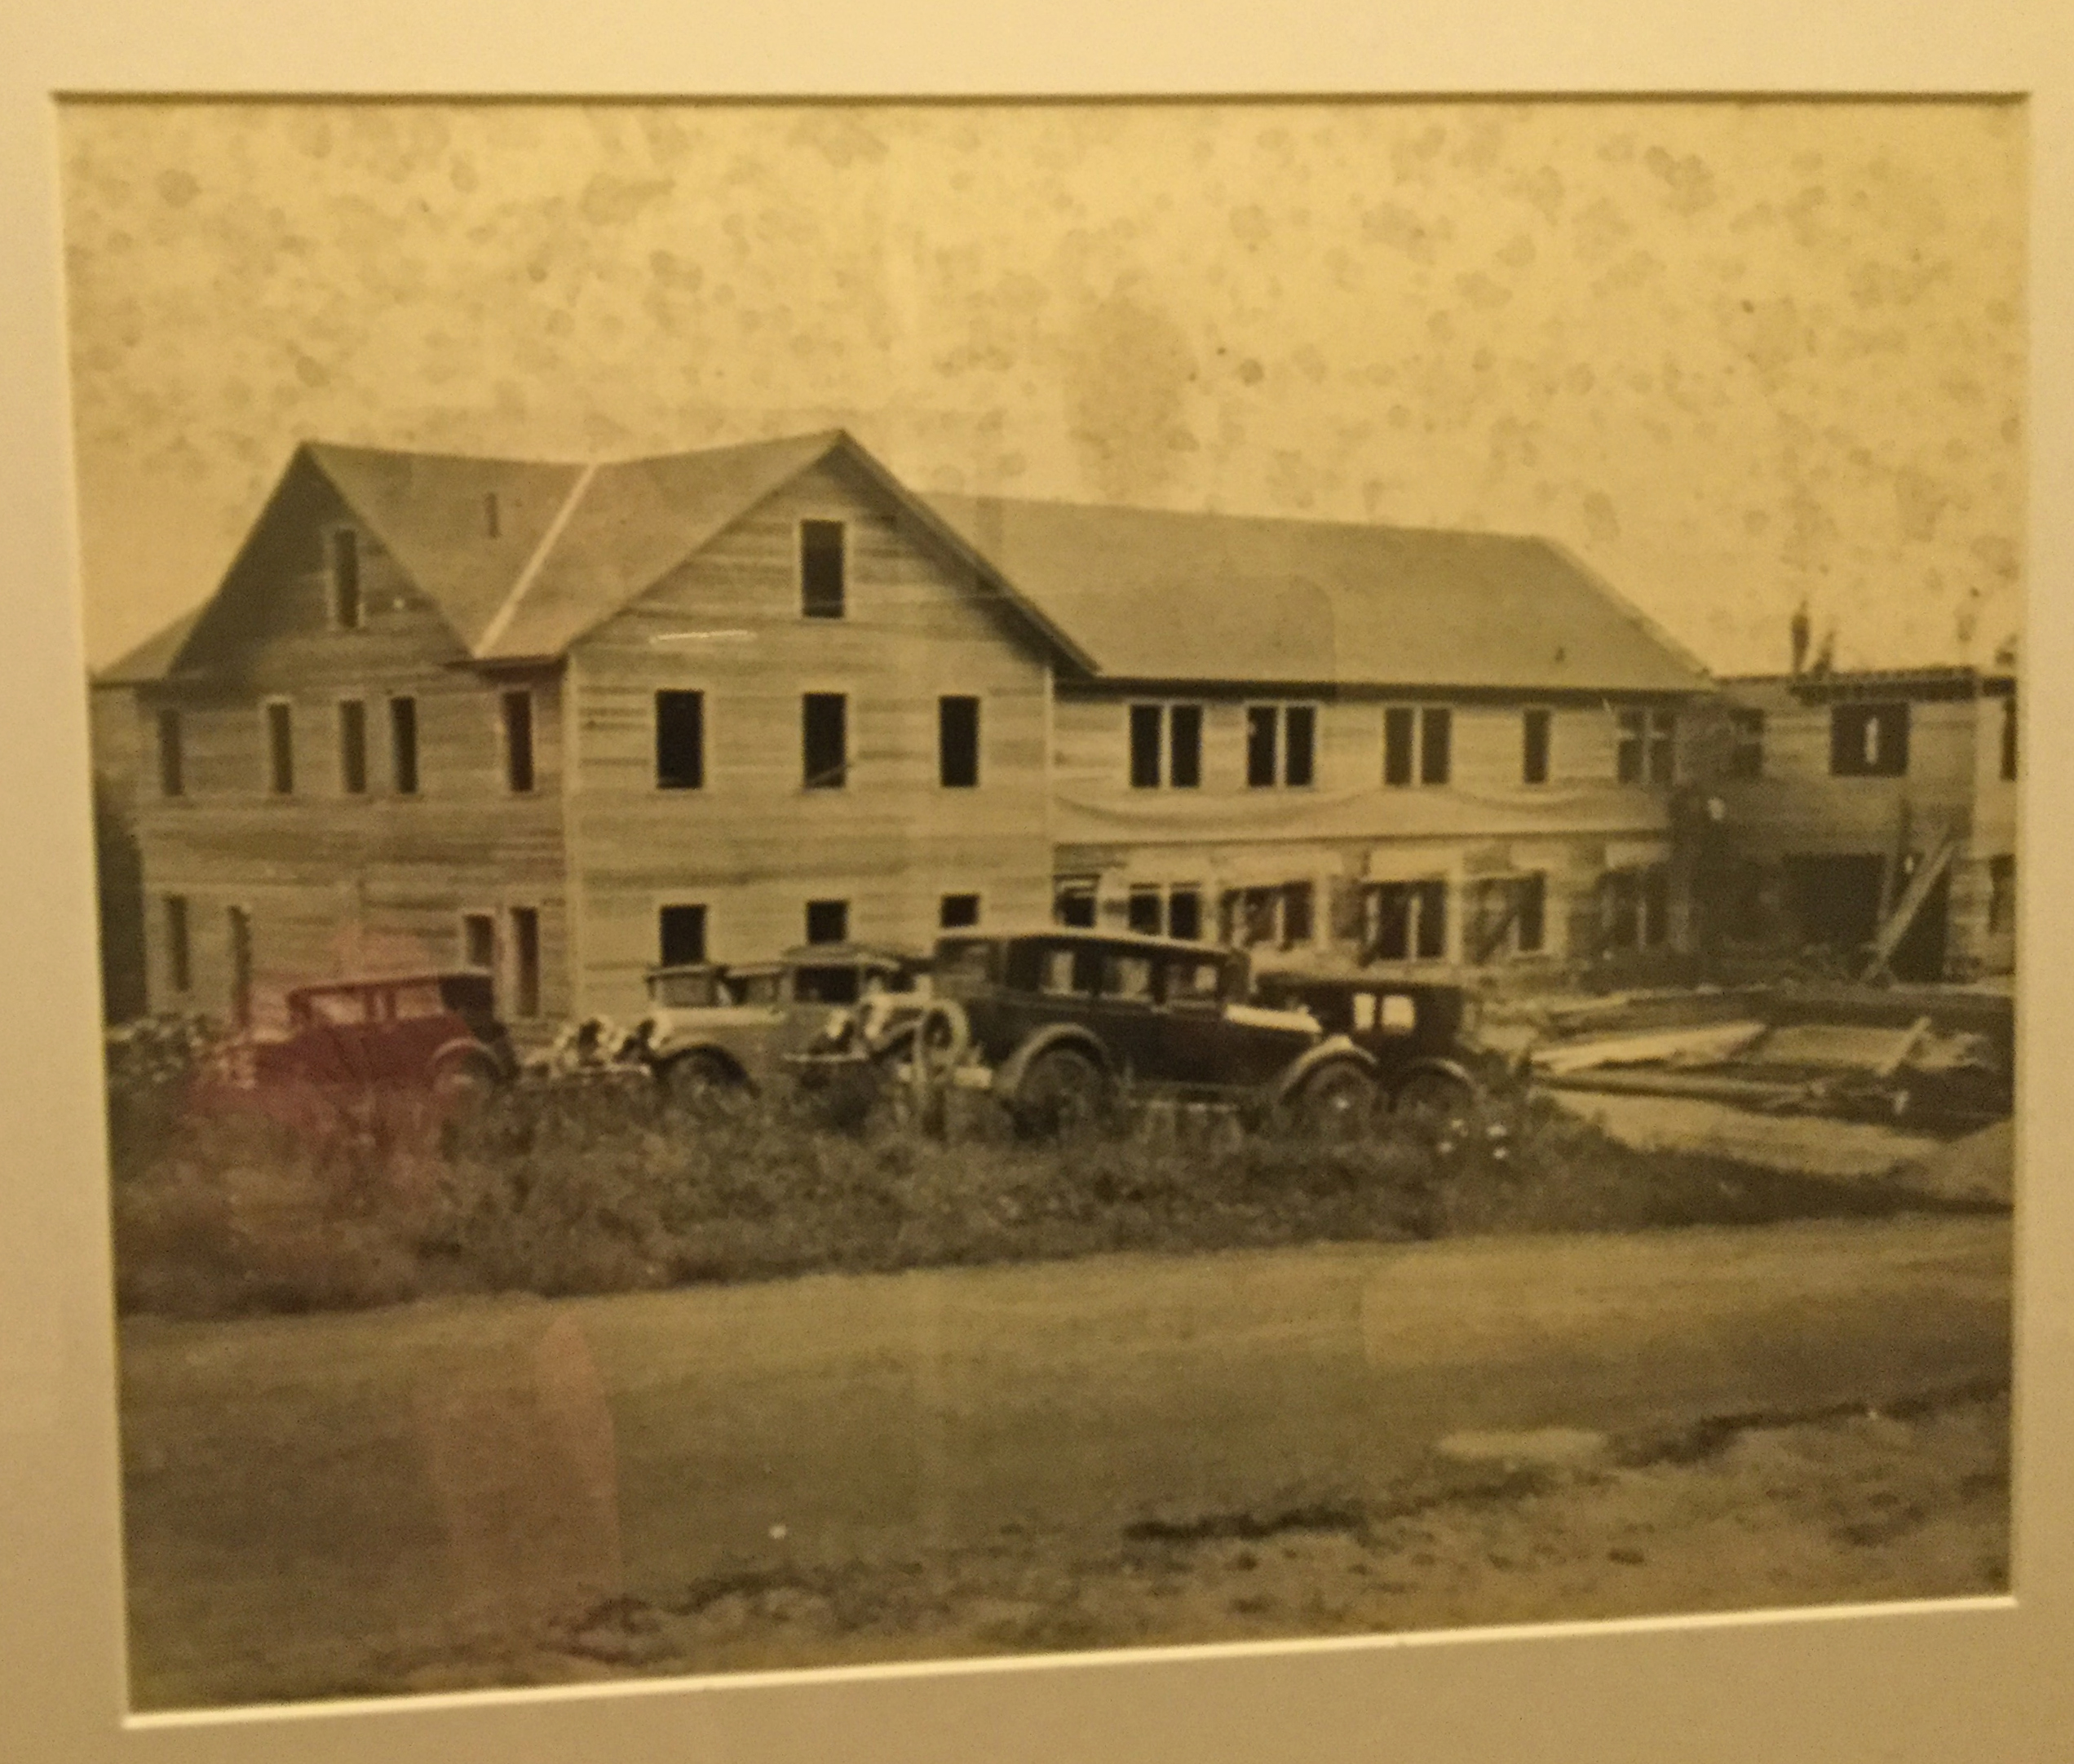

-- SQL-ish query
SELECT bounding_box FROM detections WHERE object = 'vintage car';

[816,928,1382,1138]
[238,970,520,1092]
[1246,968,1505,1122]
[631,942,929,1102]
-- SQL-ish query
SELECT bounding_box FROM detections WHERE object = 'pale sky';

[59,99,2024,676]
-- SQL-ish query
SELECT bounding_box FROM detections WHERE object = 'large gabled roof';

[920,493,1711,694]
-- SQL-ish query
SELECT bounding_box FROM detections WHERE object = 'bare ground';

[325,1387,2012,1700]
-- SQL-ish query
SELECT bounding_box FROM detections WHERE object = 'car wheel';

[1012,1046,1108,1140]
[431,1046,503,1097]
[1392,1069,1480,1139]
[1298,1064,1378,1139]
[661,1050,739,1112]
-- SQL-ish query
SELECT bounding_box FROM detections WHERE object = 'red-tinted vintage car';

[239,971,520,1092]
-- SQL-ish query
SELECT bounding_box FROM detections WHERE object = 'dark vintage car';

[1247,968,1506,1121]
[240,971,519,1091]
[632,942,928,1101]
[816,928,1382,1137]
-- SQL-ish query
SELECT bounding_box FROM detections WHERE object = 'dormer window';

[329,528,362,630]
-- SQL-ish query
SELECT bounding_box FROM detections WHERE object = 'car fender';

[1271,1037,1378,1109]
[995,1022,1112,1103]
[429,1037,506,1085]
[1391,1055,1484,1104]
[651,1040,754,1090]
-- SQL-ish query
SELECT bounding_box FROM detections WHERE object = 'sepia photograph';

[60,93,2024,1716]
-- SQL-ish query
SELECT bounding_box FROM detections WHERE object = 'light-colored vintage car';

[630,943,929,1103]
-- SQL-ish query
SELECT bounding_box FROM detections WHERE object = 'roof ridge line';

[473,462,599,657]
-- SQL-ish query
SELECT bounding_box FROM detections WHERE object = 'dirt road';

[119,1214,2011,1707]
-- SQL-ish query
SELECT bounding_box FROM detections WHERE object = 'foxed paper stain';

[60,100,2022,675]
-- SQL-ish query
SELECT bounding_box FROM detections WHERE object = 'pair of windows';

[1226,881,1316,948]
[1604,865,1672,950]
[1125,884,1205,941]
[1616,710,1678,785]
[656,692,981,792]
[461,907,543,1017]
[1384,707,1453,787]
[1126,703,1316,789]
[1369,880,1449,962]
[1466,873,1548,962]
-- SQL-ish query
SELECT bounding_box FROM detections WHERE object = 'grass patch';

[104,1031,1983,1319]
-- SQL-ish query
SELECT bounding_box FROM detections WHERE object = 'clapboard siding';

[565,453,1055,1017]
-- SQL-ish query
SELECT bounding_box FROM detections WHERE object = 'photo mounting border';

[2,3,2069,1762]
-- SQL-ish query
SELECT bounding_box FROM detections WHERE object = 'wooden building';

[97,432,1077,1031]
[95,427,1716,1032]
[1702,667,2018,981]
[922,493,1714,976]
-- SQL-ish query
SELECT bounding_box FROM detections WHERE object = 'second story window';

[1729,708,1765,779]
[329,528,362,630]
[803,692,847,789]
[264,701,294,796]
[1522,709,1551,785]
[1129,703,1201,789]
[656,690,705,790]
[1384,705,1452,786]
[1616,709,1677,785]
[337,700,368,795]
[1829,701,1908,778]
[800,519,846,619]
[939,696,980,788]
[502,689,535,794]
[1246,704,1316,788]
[156,707,184,798]
[2001,693,2018,781]
[389,696,419,795]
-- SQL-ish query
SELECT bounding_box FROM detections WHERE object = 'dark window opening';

[1054,878,1097,928]
[338,700,368,795]
[1168,888,1202,941]
[1129,705,1162,789]
[389,696,418,795]
[330,528,362,630]
[1169,705,1202,788]
[1384,706,1416,787]
[2001,695,2018,781]
[940,893,981,930]
[265,702,294,795]
[939,696,980,788]
[1729,708,1765,779]
[1127,888,1164,935]
[227,906,253,1029]
[1616,710,1644,784]
[1282,880,1315,944]
[1419,707,1453,785]
[1988,855,2016,936]
[502,690,535,793]
[1647,710,1677,785]
[157,708,184,798]
[1245,706,1278,788]
[656,690,705,790]
[805,899,849,944]
[163,895,191,994]
[1518,873,1547,953]
[1523,709,1551,785]
[1285,706,1316,788]
[1370,880,1448,962]
[800,519,846,619]
[462,913,496,971]
[511,907,540,1018]
[1830,702,1909,777]
[658,904,708,967]
[803,693,847,789]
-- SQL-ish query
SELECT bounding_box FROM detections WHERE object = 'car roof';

[945,925,1239,960]
[287,970,481,994]
[1251,964,1468,993]
[777,942,926,966]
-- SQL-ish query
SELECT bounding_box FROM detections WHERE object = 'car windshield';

[299,991,368,1026]
[649,970,722,1008]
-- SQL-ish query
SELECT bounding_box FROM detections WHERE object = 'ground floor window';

[1367,879,1448,962]
[509,907,541,1017]
[1123,883,1206,939]
[1220,881,1316,950]
[1603,864,1670,950]
[1466,873,1547,962]
[658,903,708,966]
[1053,877,1097,928]
[462,913,496,971]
